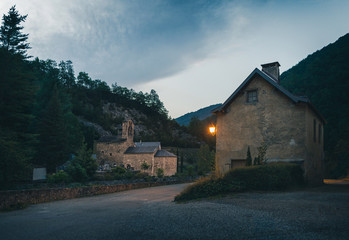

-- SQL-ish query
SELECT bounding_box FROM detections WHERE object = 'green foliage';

[0,48,36,184]
[111,167,133,180]
[256,142,268,165]
[141,161,150,171]
[66,162,88,183]
[47,170,70,184]
[280,33,349,177]
[156,168,164,178]
[35,84,70,173]
[223,163,304,191]
[0,5,30,57]
[133,172,149,179]
[175,163,304,202]
[197,144,215,175]
[246,146,252,166]
[74,141,97,178]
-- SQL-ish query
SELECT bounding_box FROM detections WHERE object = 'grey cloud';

[20,0,241,85]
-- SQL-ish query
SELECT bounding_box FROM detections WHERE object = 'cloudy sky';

[1,0,348,118]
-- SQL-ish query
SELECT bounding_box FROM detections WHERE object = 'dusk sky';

[1,0,348,118]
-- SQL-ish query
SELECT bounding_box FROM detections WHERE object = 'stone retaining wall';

[0,181,183,210]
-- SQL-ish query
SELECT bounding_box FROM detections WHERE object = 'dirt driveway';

[0,183,348,240]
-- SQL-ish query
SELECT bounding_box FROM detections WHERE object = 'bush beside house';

[174,163,304,202]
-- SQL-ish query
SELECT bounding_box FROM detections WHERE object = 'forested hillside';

[280,33,349,177]
[0,6,198,185]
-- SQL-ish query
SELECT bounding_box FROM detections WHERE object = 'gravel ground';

[0,183,348,240]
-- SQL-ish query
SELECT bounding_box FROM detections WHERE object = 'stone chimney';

[261,62,280,83]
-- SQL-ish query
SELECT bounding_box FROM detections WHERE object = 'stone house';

[213,62,325,185]
[96,120,177,176]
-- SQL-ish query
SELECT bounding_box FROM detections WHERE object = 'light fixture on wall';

[209,125,216,136]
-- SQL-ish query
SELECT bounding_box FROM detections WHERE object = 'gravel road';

[0,183,348,240]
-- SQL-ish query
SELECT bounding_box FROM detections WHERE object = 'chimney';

[261,62,280,83]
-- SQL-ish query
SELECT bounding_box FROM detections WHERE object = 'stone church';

[213,62,325,185]
[96,120,177,176]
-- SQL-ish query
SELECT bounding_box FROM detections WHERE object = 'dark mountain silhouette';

[175,103,222,126]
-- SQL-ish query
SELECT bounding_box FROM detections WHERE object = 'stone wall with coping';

[0,181,184,210]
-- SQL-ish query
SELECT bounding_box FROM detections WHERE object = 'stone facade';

[214,62,325,185]
[96,120,135,167]
[96,120,177,176]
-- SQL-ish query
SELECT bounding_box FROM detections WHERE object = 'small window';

[313,119,316,143]
[246,90,258,103]
[318,124,322,143]
[110,153,112,156]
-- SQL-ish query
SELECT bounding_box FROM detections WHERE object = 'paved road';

[1,183,348,240]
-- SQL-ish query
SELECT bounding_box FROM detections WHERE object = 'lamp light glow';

[209,126,216,135]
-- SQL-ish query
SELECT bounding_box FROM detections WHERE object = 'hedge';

[175,163,304,202]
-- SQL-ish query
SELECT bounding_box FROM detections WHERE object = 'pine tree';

[36,84,70,173]
[0,5,30,57]
[0,48,36,184]
[246,146,252,166]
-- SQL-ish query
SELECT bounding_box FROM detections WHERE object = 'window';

[110,153,112,156]
[318,124,322,143]
[313,119,316,143]
[246,90,258,103]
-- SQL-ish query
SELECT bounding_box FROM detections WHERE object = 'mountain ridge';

[175,103,222,126]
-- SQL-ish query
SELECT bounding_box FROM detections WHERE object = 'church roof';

[213,68,326,123]
[155,150,177,157]
[124,145,159,154]
[135,142,161,148]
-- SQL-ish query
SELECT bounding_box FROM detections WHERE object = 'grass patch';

[174,163,304,202]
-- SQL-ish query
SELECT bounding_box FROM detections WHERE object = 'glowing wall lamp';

[209,125,216,136]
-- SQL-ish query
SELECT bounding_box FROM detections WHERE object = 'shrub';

[74,142,97,178]
[133,172,148,179]
[141,162,150,172]
[112,166,127,175]
[47,170,71,184]
[66,162,88,183]
[156,168,164,178]
[174,163,304,202]
[223,163,304,191]
[111,167,134,180]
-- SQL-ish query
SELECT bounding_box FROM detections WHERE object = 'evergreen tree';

[58,60,75,88]
[36,84,70,173]
[73,141,97,179]
[0,5,30,57]
[246,146,252,166]
[0,48,36,184]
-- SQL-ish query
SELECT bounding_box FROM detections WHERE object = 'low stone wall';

[0,181,184,210]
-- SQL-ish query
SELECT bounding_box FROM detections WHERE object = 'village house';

[213,62,325,185]
[96,120,177,176]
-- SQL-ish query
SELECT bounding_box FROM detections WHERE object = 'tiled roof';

[155,150,177,157]
[124,146,158,154]
[213,68,326,123]
[135,142,161,148]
